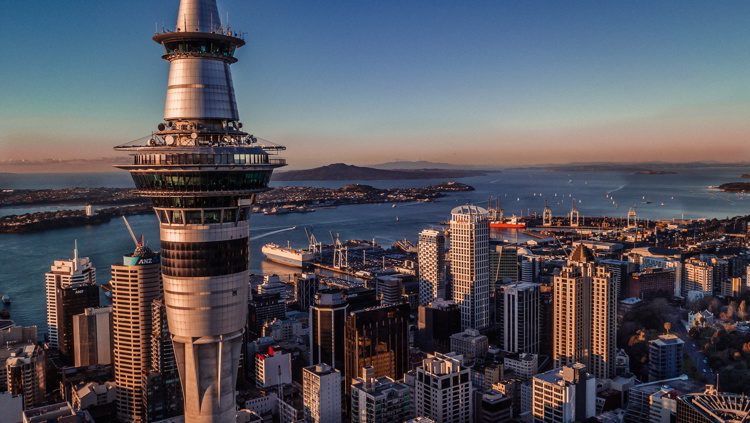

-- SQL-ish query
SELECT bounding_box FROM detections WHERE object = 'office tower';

[598,259,628,299]
[553,245,617,380]
[310,289,348,371]
[45,242,99,360]
[418,229,446,304]
[248,292,286,338]
[496,282,540,354]
[254,346,291,388]
[648,334,684,381]
[520,255,542,284]
[449,205,490,331]
[682,257,715,295]
[344,287,379,312]
[114,0,286,420]
[449,329,488,366]
[146,298,183,421]
[72,306,112,367]
[416,299,461,354]
[302,363,342,423]
[350,367,413,423]
[531,364,595,423]
[295,273,318,311]
[414,353,472,423]
[6,344,47,409]
[489,242,518,289]
[376,276,403,306]
[676,385,750,423]
[110,242,163,423]
[344,304,409,399]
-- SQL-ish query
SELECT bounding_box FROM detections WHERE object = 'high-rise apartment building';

[302,363,342,423]
[682,257,715,295]
[45,242,99,361]
[449,205,490,331]
[344,304,409,399]
[418,229,446,304]
[350,367,413,423]
[72,306,112,367]
[553,245,617,380]
[110,243,163,422]
[114,0,286,419]
[496,282,540,354]
[310,289,348,371]
[414,353,472,423]
[6,344,47,409]
[648,334,684,381]
[531,364,596,423]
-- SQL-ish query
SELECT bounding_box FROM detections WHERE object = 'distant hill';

[273,163,488,181]
[371,160,469,170]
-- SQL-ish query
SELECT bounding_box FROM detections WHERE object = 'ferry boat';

[489,215,527,229]
[261,243,315,268]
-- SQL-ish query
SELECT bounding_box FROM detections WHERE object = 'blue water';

[1,167,749,331]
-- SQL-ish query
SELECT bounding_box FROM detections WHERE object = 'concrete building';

[416,299,461,354]
[71,381,116,418]
[496,282,540,354]
[627,268,675,299]
[532,364,596,423]
[350,367,413,423]
[302,363,341,423]
[449,329,488,366]
[648,334,684,381]
[418,229,446,304]
[414,353,472,423]
[376,276,403,306]
[553,245,617,380]
[682,257,715,295]
[254,346,292,388]
[72,307,112,367]
[344,304,409,399]
[489,242,519,289]
[6,343,47,410]
[449,205,490,331]
[310,289,347,371]
[45,242,99,361]
[21,402,85,423]
[113,0,287,420]
[503,353,539,379]
[111,244,164,422]
[475,390,512,423]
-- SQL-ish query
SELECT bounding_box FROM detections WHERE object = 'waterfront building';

[416,299,461,354]
[344,304,409,399]
[449,205,490,331]
[310,289,347,371]
[418,229,446,304]
[414,352,472,423]
[531,364,596,423]
[302,363,342,423]
[489,242,519,289]
[496,282,540,354]
[449,329,488,366]
[113,0,286,419]
[295,273,318,311]
[72,306,112,367]
[648,334,684,381]
[45,242,99,361]
[350,367,413,423]
[553,245,617,380]
[110,243,163,422]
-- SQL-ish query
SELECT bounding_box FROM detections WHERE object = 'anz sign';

[123,255,161,266]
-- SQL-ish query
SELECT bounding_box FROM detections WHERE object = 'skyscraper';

[110,242,163,422]
[449,205,490,331]
[489,242,518,289]
[310,289,348,371]
[418,229,446,304]
[114,0,286,420]
[553,245,617,380]
[45,242,99,361]
[303,363,342,423]
[496,282,540,354]
[414,352,472,423]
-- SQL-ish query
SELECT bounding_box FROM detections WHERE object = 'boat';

[261,243,315,267]
[1,295,10,305]
[490,215,527,229]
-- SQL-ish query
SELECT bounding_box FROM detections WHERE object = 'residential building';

[532,364,596,423]
[418,229,446,304]
[450,205,490,331]
[648,334,684,381]
[302,363,341,423]
[350,367,413,423]
[414,353,472,423]
[255,346,292,388]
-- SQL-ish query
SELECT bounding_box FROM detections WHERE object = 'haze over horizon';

[2,0,750,171]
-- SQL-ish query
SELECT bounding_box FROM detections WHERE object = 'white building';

[449,205,490,331]
[254,346,292,388]
[497,282,540,354]
[449,329,488,365]
[532,364,596,423]
[414,353,472,423]
[418,229,446,304]
[503,353,539,379]
[302,363,341,423]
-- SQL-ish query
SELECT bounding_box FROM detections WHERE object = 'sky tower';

[115,0,286,421]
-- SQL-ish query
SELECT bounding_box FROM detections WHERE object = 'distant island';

[741,174,750,179]
[273,163,492,181]
[718,182,750,193]
[634,170,677,175]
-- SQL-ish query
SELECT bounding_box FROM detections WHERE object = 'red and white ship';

[489,214,526,229]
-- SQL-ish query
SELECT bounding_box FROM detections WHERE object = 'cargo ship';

[489,215,526,229]
[261,243,315,268]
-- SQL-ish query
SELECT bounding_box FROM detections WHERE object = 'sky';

[1,0,750,170]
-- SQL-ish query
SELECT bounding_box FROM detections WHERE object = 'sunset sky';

[2,0,750,170]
